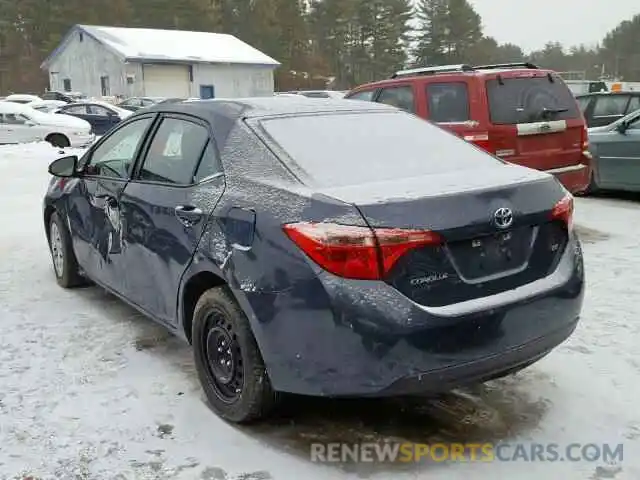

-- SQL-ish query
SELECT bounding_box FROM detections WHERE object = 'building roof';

[41,25,280,69]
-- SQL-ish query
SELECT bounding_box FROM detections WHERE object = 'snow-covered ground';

[0,142,638,479]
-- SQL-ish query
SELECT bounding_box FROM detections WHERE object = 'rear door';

[595,114,640,190]
[484,73,584,171]
[119,114,225,325]
[590,94,631,127]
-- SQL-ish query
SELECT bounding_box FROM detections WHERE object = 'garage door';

[143,65,190,97]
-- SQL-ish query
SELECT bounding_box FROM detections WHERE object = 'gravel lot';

[0,143,638,479]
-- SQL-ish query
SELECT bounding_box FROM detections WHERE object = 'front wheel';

[46,133,70,148]
[192,287,278,423]
[48,212,86,288]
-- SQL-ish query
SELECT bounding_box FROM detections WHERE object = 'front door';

[596,114,640,190]
[119,114,224,324]
[66,116,155,293]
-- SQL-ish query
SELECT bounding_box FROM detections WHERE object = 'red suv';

[345,63,591,193]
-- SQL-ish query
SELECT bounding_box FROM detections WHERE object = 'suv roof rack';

[391,64,474,78]
[472,62,539,70]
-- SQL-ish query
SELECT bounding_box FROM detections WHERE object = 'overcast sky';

[467,0,639,53]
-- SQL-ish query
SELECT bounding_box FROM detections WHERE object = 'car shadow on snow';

[74,286,554,477]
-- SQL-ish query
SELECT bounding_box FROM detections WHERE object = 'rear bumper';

[238,233,585,397]
[546,159,590,193]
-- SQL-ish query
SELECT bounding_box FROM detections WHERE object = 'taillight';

[551,193,574,228]
[282,222,442,280]
[581,125,589,150]
[463,133,494,153]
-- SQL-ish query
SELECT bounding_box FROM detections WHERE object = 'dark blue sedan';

[55,101,133,135]
[43,98,584,423]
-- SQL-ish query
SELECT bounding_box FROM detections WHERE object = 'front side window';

[85,118,152,179]
[63,105,88,115]
[426,82,470,122]
[376,86,415,113]
[87,105,110,116]
[137,118,210,184]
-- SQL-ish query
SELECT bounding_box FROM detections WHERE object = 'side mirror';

[615,122,628,134]
[48,155,78,177]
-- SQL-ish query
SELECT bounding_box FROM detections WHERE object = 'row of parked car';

[341,63,640,194]
[0,92,197,147]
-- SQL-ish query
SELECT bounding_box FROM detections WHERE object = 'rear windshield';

[486,76,580,125]
[258,111,501,187]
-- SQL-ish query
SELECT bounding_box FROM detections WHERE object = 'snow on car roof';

[61,25,280,67]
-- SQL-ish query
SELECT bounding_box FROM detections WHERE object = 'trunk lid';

[319,164,570,307]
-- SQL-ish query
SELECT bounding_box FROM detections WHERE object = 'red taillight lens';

[551,193,574,228]
[463,133,493,153]
[282,222,442,280]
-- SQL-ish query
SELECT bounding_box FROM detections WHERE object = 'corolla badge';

[493,207,513,229]
[410,272,449,287]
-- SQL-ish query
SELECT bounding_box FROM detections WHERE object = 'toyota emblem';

[493,207,513,229]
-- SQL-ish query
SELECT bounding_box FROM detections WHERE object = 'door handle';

[175,205,203,226]
[94,193,118,206]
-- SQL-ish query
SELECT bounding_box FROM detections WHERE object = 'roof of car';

[141,96,396,120]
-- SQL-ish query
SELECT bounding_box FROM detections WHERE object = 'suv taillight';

[463,133,494,153]
[282,222,442,280]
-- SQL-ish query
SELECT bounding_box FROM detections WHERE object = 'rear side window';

[486,76,580,124]
[347,90,375,101]
[259,111,501,187]
[593,95,629,117]
[376,86,415,113]
[426,82,470,122]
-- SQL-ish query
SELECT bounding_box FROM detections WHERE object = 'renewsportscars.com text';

[310,442,624,463]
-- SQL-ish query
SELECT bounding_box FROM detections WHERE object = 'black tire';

[47,133,70,148]
[48,212,85,288]
[192,287,278,423]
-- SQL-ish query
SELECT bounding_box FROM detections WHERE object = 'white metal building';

[40,25,280,99]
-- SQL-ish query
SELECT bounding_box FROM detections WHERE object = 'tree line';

[0,0,638,94]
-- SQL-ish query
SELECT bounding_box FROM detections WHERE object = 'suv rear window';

[259,111,501,187]
[486,76,580,125]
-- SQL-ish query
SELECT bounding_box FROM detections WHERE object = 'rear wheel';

[192,287,278,423]
[46,133,70,148]
[48,212,85,288]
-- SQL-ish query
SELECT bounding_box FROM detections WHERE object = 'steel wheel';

[202,309,244,403]
[50,221,65,277]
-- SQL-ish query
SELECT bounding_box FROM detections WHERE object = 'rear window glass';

[258,111,501,187]
[426,82,470,122]
[486,76,580,124]
[575,96,591,113]
[628,96,640,113]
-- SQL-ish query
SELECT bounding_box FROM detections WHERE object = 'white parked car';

[5,94,43,104]
[0,101,94,147]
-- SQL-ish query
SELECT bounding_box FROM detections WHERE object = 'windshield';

[259,111,502,187]
[486,76,580,124]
